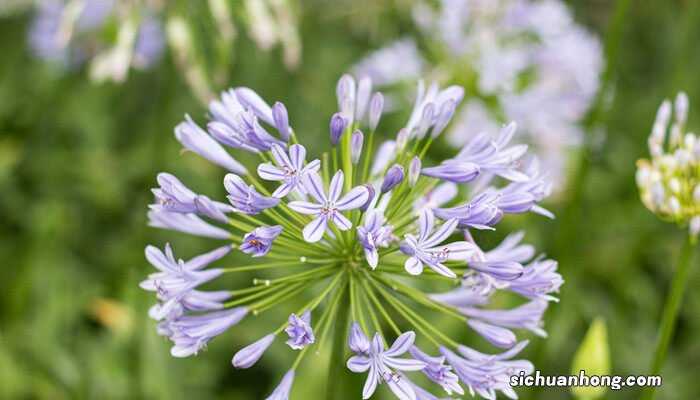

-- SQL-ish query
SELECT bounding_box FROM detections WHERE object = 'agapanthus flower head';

[353,0,603,186]
[28,0,164,82]
[143,75,561,399]
[637,92,700,238]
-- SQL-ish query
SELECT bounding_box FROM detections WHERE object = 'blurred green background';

[1,0,700,399]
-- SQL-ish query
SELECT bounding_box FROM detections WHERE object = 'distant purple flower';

[408,345,463,396]
[266,370,295,400]
[233,333,276,369]
[288,171,369,242]
[356,76,373,122]
[224,173,281,214]
[240,225,283,257]
[405,81,464,136]
[357,209,394,269]
[414,182,458,210]
[133,17,165,69]
[400,209,476,278]
[175,115,248,173]
[235,87,276,126]
[370,140,397,177]
[408,157,421,188]
[347,329,426,400]
[148,210,231,239]
[381,164,405,193]
[163,307,248,357]
[258,144,321,198]
[209,108,285,152]
[285,310,315,350]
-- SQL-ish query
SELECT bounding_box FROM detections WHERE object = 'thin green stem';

[642,235,697,400]
[324,280,351,400]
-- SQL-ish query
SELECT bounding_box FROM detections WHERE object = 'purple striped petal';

[347,355,372,372]
[467,320,516,348]
[301,171,327,203]
[328,171,344,202]
[336,186,370,210]
[405,256,423,275]
[258,163,285,181]
[303,215,328,242]
[385,331,415,357]
[417,208,434,242]
[422,218,459,247]
[332,212,353,231]
[287,201,322,215]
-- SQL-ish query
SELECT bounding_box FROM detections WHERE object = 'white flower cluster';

[637,92,700,238]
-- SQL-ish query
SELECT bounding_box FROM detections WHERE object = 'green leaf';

[570,317,611,400]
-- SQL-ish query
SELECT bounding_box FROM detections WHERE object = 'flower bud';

[408,157,421,188]
[431,100,456,138]
[348,322,370,355]
[369,92,384,132]
[232,333,275,368]
[675,91,688,126]
[417,103,435,140]
[381,164,405,193]
[351,130,364,165]
[272,102,290,142]
[396,129,409,152]
[336,74,356,109]
[329,112,348,147]
[359,184,375,213]
[356,76,372,121]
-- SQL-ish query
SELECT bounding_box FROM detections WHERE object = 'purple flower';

[431,100,457,139]
[284,310,315,349]
[357,209,394,269]
[235,87,276,126]
[266,370,295,400]
[151,173,231,222]
[369,92,384,131]
[141,243,232,319]
[330,112,349,147]
[440,341,533,400]
[133,17,165,69]
[405,81,464,137]
[508,258,563,301]
[467,319,517,348]
[258,144,321,198]
[232,333,276,368]
[288,171,369,242]
[433,193,503,230]
[408,346,463,396]
[490,158,553,217]
[351,130,364,165]
[209,108,285,152]
[240,225,283,257]
[447,122,529,182]
[272,102,291,142]
[148,210,231,239]
[175,115,248,174]
[400,209,476,278]
[224,174,281,214]
[347,330,426,400]
[349,322,371,355]
[408,157,421,188]
[462,300,549,338]
[381,164,405,193]
[163,307,248,357]
[421,161,480,184]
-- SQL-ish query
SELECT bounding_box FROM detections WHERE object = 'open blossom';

[142,75,560,399]
[288,171,369,242]
[258,144,320,198]
[346,329,426,400]
[357,209,394,269]
[353,0,603,186]
[285,310,315,350]
[400,209,477,278]
[240,225,283,257]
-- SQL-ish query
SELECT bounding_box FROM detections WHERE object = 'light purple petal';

[329,171,345,202]
[347,355,372,372]
[288,201,323,215]
[405,257,423,275]
[303,215,328,242]
[336,186,370,210]
[301,171,328,203]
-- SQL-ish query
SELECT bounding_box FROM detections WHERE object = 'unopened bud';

[351,130,364,165]
[329,112,348,147]
[408,157,421,188]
